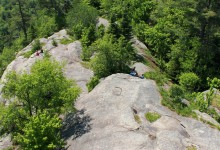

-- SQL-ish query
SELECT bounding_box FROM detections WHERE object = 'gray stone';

[193,110,220,127]
[131,37,148,51]
[181,99,190,106]
[132,62,151,75]
[97,17,110,29]
[0,30,93,93]
[67,74,220,150]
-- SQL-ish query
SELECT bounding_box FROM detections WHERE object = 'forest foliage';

[1,0,220,88]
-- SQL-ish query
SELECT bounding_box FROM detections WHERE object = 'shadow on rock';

[61,109,92,140]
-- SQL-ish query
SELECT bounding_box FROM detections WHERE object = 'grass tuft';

[60,38,73,45]
[145,112,161,123]
[187,145,197,150]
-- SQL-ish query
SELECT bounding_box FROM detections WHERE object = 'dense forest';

[0,0,220,149]
[1,0,220,88]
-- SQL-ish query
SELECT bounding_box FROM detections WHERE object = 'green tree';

[15,111,64,150]
[0,102,27,135]
[86,76,100,92]
[34,10,58,37]
[3,58,81,116]
[66,3,98,39]
[91,34,134,78]
[179,72,200,92]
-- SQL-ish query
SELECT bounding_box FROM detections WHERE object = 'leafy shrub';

[91,34,134,78]
[96,24,105,39]
[70,23,84,39]
[207,77,220,89]
[86,76,100,92]
[179,72,200,92]
[52,38,58,47]
[0,47,16,76]
[34,10,58,37]
[144,71,168,86]
[169,84,184,102]
[194,92,208,112]
[31,39,41,53]
[81,46,95,61]
[15,111,64,150]
[160,87,195,117]
[145,112,161,123]
[66,3,98,39]
[81,25,96,47]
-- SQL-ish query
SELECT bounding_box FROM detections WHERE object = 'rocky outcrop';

[0,29,93,93]
[66,74,220,150]
[0,30,94,149]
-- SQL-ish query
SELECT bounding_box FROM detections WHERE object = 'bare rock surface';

[0,135,12,150]
[66,73,220,150]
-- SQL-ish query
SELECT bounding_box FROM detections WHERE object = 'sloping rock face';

[0,135,11,150]
[0,29,93,93]
[68,74,220,150]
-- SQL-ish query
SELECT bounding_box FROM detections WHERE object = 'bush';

[81,46,95,61]
[66,3,98,39]
[96,24,105,39]
[144,71,168,86]
[169,84,184,102]
[179,72,200,92]
[23,51,33,58]
[145,112,161,123]
[34,11,58,37]
[160,87,195,117]
[81,25,96,47]
[52,38,58,47]
[91,34,134,78]
[70,23,84,39]
[86,76,100,92]
[0,47,16,76]
[194,92,208,112]
[15,111,64,150]
[31,39,41,53]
